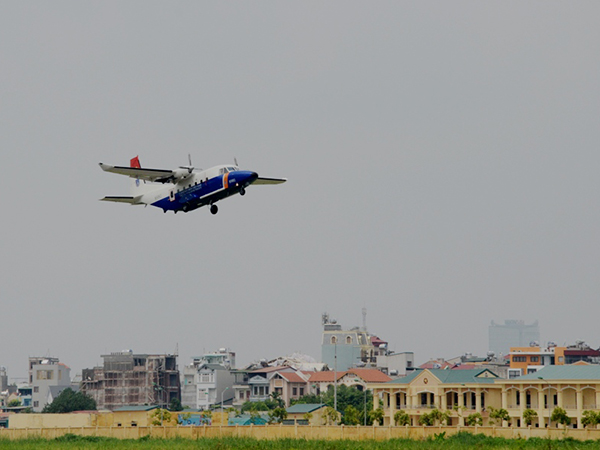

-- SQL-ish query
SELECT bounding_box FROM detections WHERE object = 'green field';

[1,433,599,449]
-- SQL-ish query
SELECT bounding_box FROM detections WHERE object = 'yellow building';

[371,368,502,426]
[497,365,600,429]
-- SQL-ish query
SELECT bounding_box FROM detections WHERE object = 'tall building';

[28,357,71,412]
[488,320,540,356]
[321,313,374,372]
[181,348,236,410]
[81,351,180,411]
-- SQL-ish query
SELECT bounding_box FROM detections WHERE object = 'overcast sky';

[2,1,600,381]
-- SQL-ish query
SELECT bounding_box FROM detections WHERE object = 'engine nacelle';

[172,168,191,180]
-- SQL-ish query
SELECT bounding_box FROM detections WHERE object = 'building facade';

[29,357,71,412]
[81,351,180,411]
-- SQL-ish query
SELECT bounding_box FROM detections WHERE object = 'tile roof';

[345,369,392,383]
[286,403,327,414]
[308,369,391,383]
[113,405,160,412]
[516,365,600,381]
[250,365,288,374]
[278,372,307,383]
[387,369,498,385]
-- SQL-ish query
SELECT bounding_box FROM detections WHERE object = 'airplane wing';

[253,177,287,185]
[100,196,144,204]
[99,163,175,183]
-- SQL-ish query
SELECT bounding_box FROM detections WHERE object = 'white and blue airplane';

[99,156,286,214]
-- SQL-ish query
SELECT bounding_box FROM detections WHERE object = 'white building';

[29,357,70,412]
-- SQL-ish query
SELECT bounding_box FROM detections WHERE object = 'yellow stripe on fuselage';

[223,172,229,189]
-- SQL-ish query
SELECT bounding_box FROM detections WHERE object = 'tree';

[42,388,96,413]
[369,407,384,426]
[150,408,173,426]
[582,410,600,428]
[488,407,510,426]
[241,401,271,413]
[430,409,450,426]
[8,399,21,407]
[465,412,483,426]
[394,410,410,426]
[322,406,340,425]
[268,407,288,424]
[303,412,313,423]
[418,412,434,426]
[291,393,322,405]
[522,409,538,426]
[169,397,183,411]
[343,405,360,425]
[550,407,571,427]
[269,391,285,409]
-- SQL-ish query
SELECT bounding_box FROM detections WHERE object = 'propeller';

[179,153,195,173]
[234,157,239,167]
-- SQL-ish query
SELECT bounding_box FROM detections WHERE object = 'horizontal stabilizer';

[253,177,287,185]
[100,196,143,204]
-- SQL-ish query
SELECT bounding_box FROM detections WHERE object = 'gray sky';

[2,1,600,381]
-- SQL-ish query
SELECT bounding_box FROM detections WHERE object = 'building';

[309,368,391,396]
[285,403,328,425]
[81,351,180,411]
[371,368,502,426]
[181,349,236,410]
[29,357,71,412]
[496,365,600,429]
[509,344,566,378]
[564,341,600,365]
[489,320,540,356]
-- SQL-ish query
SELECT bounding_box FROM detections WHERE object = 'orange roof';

[344,369,391,383]
[308,369,391,383]
[278,372,307,383]
[308,371,341,382]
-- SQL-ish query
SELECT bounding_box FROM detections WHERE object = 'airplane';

[99,156,286,214]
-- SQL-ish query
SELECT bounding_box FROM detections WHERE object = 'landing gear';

[240,187,246,196]
[210,204,219,215]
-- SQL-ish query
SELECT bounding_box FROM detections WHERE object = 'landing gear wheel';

[210,204,219,215]
[240,187,246,196]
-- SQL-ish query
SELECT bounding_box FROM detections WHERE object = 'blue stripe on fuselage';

[151,170,257,212]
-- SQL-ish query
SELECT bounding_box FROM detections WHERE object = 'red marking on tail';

[130,156,141,168]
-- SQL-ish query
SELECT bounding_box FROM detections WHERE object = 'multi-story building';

[81,351,180,411]
[29,357,71,412]
[489,319,540,356]
[181,348,236,410]
[508,344,566,378]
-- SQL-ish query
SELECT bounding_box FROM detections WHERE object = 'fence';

[1,424,600,441]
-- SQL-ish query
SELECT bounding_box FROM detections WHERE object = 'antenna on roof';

[362,307,367,332]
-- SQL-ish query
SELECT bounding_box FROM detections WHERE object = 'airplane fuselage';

[145,166,258,213]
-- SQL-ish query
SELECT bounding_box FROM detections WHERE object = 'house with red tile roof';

[309,368,391,395]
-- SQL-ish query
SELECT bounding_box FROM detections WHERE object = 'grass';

[0,433,598,449]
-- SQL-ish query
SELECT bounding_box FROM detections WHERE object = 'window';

[346,336,352,344]
[299,388,304,396]
[292,387,297,396]
[512,356,526,362]
[33,401,39,407]
[331,336,337,344]
[36,370,53,380]
[530,356,539,362]
[33,386,39,393]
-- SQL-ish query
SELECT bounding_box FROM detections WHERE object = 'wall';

[2,424,600,441]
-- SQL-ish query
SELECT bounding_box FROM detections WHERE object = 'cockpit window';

[227,167,236,172]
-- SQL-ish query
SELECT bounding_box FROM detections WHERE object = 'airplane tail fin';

[129,156,155,196]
